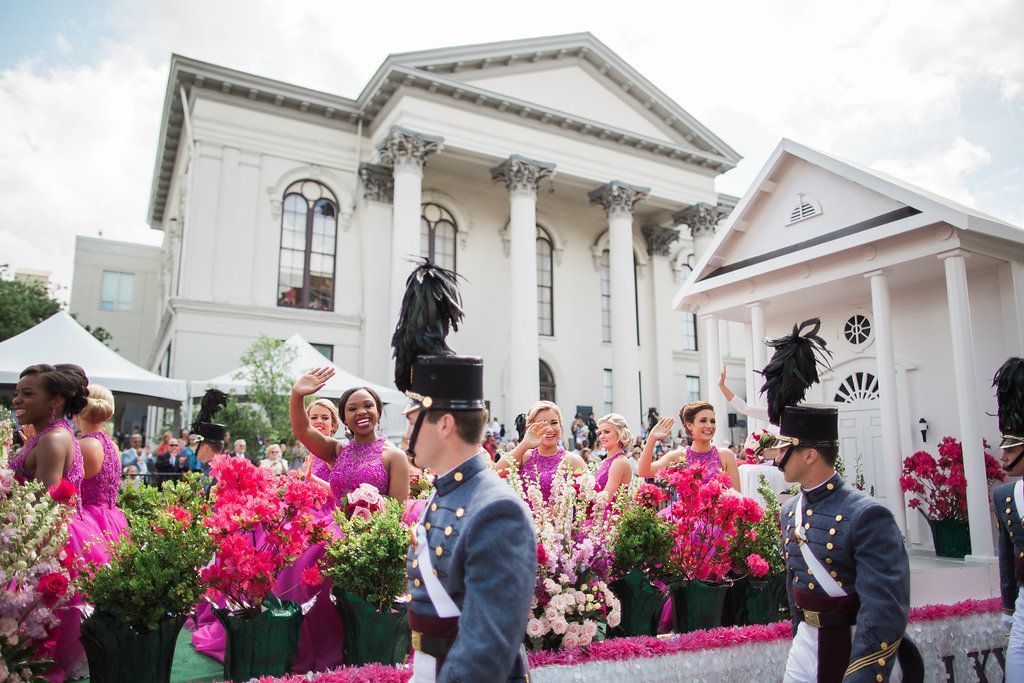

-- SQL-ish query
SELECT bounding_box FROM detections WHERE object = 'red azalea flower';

[48,480,77,505]
[37,572,70,606]
[167,505,192,526]
[301,565,323,587]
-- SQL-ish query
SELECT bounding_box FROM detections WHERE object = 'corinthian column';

[492,155,555,422]
[673,202,723,263]
[589,181,648,426]
[376,126,444,333]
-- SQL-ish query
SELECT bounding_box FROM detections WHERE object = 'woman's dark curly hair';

[20,364,89,418]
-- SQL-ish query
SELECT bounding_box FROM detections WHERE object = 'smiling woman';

[495,399,588,501]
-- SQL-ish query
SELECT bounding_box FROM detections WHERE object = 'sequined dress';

[519,447,565,500]
[685,445,723,475]
[595,451,625,491]
[79,431,129,562]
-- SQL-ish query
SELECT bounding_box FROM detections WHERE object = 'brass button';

[788,511,794,518]
[414,578,421,587]
[826,558,833,564]
[880,642,889,650]
[804,523,811,530]
[877,658,885,666]
[806,509,813,516]
[826,483,835,490]
[830,571,838,578]
[836,581,843,587]
[829,528,836,536]
[445,526,453,536]
[1008,508,1012,515]
[827,542,834,550]
[1007,497,1012,503]
[785,552,790,559]
[808,582,815,590]
[431,503,438,511]
[434,569,438,576]
[435,546,444,557]
[454,472,463,482]
[835,515,843,522]
[876,676,883,682]
[425,523,431,530]
[456,508,465,518]
[412,559,418,568]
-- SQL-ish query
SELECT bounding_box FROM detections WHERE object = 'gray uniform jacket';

[781,472,910,682]
[993,481,1024,610]
[407,453,537,683]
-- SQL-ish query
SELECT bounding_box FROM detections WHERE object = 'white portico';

[675,138,1024,560]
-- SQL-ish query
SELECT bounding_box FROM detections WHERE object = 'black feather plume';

[192,389,229,432]
[993,357,1024,438]
[391,259,465,392]
[515,413,527,442]
[758,318,833,425]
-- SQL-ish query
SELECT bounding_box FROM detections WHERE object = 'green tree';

[0,265,60,342]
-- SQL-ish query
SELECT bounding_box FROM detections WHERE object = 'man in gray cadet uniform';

[760,319,922,683]
[392,260,536,683]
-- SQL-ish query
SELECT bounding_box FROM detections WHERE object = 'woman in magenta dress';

[593,413,633,498]
[638,400,740,490]
[75,384,128,563]
[496,400,587,499]
[11,363,95,682]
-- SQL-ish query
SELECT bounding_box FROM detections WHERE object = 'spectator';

[628,446,642,475]
[581,447,597,465]
[488,417,501,438]
[153,439,177,478]
[232,439,247,459]
[481,433,497,461]
[586,413,598,449]
[179,427,191,442]
[121,433,143,469]
[143,442,156,474]
[183,434,199,471]
[121,464,142,490]
[259,443,288,476]
[155,431,172,455]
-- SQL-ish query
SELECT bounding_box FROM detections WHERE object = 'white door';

[834,371,883,504]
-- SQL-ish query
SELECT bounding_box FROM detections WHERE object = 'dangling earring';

[49,405,57,424]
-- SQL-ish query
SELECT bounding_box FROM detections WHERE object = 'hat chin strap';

[775,445,796,472]
[1003,448,1024,473]
[406,409,430,467]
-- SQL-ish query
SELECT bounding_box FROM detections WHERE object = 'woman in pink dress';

[75,384,128,564]
[496,400,587,500]
[638,400,740,490]
[11,363,95,682]
[593,413,633,498]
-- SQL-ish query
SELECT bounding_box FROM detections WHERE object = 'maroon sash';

[409,611,460,677]
[794,588,861,683]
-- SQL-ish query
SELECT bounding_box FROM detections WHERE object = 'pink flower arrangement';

[634,483,668,509]
[345,483,386,519]
[199,455,330,616]
[504,459,622,650]
[660,463,766,584]
[899,436,1004,521]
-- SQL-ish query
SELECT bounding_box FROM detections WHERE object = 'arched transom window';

[421,203,457,272]
[539,360,556,403]
[277,180,338,311]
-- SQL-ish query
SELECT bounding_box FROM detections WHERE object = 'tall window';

[682,314,698,351]
[100,271,133,311]
[537,227,554,336]
[686,375,701,403]
[603,369,613,415]
[421,203,457,271]
[277,180,338,310]
[599,249,640,344]
[539,360,556,403]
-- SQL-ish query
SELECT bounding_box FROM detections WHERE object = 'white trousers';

[1007,592,1024,682]
[412,651,437,683]
[784,622,902,682]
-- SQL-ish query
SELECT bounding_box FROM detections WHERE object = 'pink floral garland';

[253,598,1001,682]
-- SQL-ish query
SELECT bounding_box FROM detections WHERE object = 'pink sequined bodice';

[328,438,390,502]
[520,447,565,499]
[80,431,122,507]
[686,445,722,474]
[311,456,330,481]
[595,451,625,490]
[10,420,83,499]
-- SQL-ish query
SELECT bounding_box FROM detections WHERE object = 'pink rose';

[562,633,579,649]
[350,506,372,522]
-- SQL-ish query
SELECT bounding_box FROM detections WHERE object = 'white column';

[642,225,683,423]
[703,314,730,446]
[357,163,395,384]
[590,181,648,426]
[492,156,554,423]
[376,127,443,336]
[748,301,768,430]
[866,270,909,541]
[940,250,995,560]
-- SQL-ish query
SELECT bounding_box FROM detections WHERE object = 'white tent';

[0,312,188,405]
[197,334,406,406]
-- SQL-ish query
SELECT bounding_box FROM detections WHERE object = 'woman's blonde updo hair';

[597,413,632,451]
[79,384,115,423]
[307,397,340,431]
[526,400,563,426]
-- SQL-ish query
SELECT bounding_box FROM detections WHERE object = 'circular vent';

[834,372,879,404]
[844,314,872,346]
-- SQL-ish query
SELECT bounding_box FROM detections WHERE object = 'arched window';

[599,249,640,344]
[421,203,457,271]
[537,227,554,336]
[539,360,556,403]
[277,180,338,311]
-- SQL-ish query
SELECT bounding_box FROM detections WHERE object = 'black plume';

[758,318,833,425]
[192,389,229,432]
[391,259,465,392]
[993,357,1024,438]
[514,413,527,442]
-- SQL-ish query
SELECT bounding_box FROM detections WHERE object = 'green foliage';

[77,505,213,632]
[218,335,297,454]
[612,504,674,583]
[0,265,60,342]
[217,401,269,462]
[731,475,786,577]
[320,499,408,612]
[117,472,208,526]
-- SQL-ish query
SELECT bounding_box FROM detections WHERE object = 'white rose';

[579,633,592,646]
[562,633,579,649]
[526,619,545,638]
[544,606,558,621]
[551,616,569,634]
[567,623,581,636]
[607,609,621,628]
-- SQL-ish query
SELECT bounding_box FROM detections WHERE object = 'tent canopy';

[197,334,406,406]
[0,312,188,405]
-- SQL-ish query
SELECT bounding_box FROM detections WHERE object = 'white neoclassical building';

[676,138,1024,559]
[93,32,758,435]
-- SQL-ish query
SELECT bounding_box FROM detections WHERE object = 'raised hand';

[19,424,36,442]
[520,420,548,451]
[292,367,334,397]
[647,416,675,443]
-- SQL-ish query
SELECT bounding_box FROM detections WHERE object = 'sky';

[1,0,1021,300]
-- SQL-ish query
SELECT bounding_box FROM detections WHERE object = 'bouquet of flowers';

[199,455,330,618]
[319,485,408,612]
[660,463,765,585]
[729,475,785,580]
[899,436,1004,521]
[504,460,622,650]
[742,429,781,463]
[0,418,77,682]
[409,473,434,500]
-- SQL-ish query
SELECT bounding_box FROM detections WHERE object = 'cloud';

[872,137,992,208]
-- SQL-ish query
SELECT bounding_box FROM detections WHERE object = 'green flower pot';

[672,580,729,633]
[214,596,303,681]
[79,611,185,683]
[741,574,787,625]
[609,569,664,637]
[331,588,410,666]
[927,518,971,558]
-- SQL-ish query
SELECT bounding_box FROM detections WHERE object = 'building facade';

[132,33,752,434]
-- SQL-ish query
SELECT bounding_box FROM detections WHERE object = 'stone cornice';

[588,181,649,217]
[358,163,394,203]
[490,154,556,194]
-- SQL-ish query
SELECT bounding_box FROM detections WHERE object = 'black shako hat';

[777,404,840,454]
[993,357,1024,452]
[194,421,228,446]
[192,389,229,447]
[405,355,485,413]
